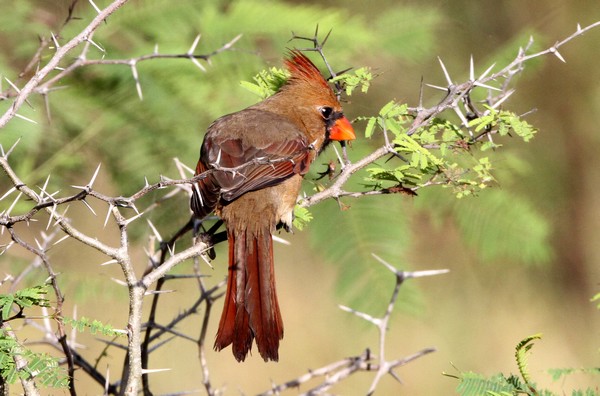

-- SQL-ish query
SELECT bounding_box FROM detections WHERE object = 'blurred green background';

[0,0,599,394]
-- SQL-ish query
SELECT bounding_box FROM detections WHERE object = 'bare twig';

[260,254,446,395]
[0,0,130,129]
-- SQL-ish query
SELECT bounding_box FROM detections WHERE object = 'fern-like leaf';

[515,333,543,388]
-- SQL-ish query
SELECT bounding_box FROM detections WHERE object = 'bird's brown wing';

[191,109,314,218]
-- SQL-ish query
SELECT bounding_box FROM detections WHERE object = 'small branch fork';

[259,254,447,395]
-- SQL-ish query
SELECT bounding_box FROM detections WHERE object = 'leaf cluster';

[61,316,125,337]
[0,331,69,388]
[0,284,49,321]
[449,334,600,396]
[0,285,68,389]
[361,101,537,198]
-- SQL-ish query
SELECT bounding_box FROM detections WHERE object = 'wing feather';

[192,109,315,217]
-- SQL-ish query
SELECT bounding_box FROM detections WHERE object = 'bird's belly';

[218,175,302,233]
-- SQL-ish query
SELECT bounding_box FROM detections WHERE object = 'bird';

[191,50,355,362]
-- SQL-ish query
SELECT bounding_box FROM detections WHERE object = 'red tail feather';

[214,227,284,362]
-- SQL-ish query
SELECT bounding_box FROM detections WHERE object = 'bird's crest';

[284,50,330,90]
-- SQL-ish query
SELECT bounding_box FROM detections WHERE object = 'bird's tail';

[214,226,284,362]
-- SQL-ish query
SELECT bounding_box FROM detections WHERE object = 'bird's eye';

[320,106,333,120]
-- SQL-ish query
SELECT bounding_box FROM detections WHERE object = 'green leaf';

[62,316,125,337]
[0,285,50,320]
[240,67,289,99]
[292,206,313,231]
[452,372,517,396]
[330,67,374,96]
[364,117,378,138]
[515,333,543,387]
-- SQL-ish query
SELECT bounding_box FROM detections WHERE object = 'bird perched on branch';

[191,50,355,362]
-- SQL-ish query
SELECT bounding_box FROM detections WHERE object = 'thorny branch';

[259,254,445,395]
[1,9,599,396]
[0,0,130,129]
[297,21,600,207]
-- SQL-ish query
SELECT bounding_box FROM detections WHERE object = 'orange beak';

[329,116,356,141]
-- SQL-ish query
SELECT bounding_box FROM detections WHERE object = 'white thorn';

[404,268,450,279]
[39,174,51,199]
[0,241,15,254]
[125,211,144,224]
[81,199,97,216]
[4,77,20,93]
[147,219,162,241]
[225,34,243,50]
[52,234,70,247]
[469,55,475,81]
[272,235,291,246]
[331,144,344,168]
[100,259,118,266]
[372,253,398,274]
[47,203,57,230]
[4,138,21,158]
[490,89,515,109]
[140,368,171,375]
[88,0,101,14]
[338,305,381,326]
[425,83,448,92]
[193,183,204,207]
[130,202,140,215]
[478,63,496,81]
[104,367,110,394]
[437,57,453,86]
[53,205,71,226]
[103,203,113,228]
[453,106,470,129]
[0,187,16,201]
[110,277,128,287]
[167,242,175,257]
[130,62,143,100]
[188,34,201,54]
[473,81,501,91]
[190,57,206,72]
[551,47,566,63]
[14,113,37,124]
[215,148,222,165]
[86,37,105,53]
[145,289,175,295]
[50,31,61,50]
[6,192,23,216]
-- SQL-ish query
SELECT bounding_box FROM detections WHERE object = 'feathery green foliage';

[0,330,69,388]
[240,67,289,99]
[0,286,69,389]
[449,334,600,396]
[515,333,542,387]
[0,285,49,320]
[61,316,126,337]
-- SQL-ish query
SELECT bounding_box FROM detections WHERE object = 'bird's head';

[278,50,356,144]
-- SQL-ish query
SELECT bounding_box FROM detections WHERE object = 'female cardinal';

[191,50,355,362]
